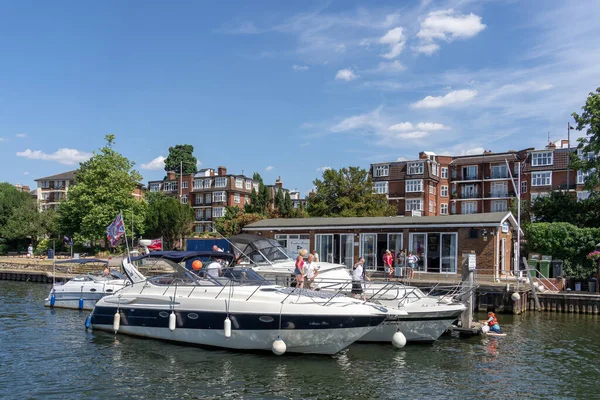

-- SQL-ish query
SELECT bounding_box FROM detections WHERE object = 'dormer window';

[373,165,389,177]
[532,151,553,166]
[408,162,424,175]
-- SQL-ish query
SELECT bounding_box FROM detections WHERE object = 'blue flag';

[106,212,126,247]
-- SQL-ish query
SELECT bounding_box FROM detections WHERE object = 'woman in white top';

[304,254,319,289]
[352,257,367,301]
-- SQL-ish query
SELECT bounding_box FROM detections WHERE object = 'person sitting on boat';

[487,312,501,333]
[205,258,222,278]
[295,249,307,289]
[103,266,111,277]
[305,253,319,289]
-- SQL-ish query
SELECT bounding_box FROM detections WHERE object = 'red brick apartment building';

[371,141,592,216]
[148,166,289,233]
[372,152,452,217]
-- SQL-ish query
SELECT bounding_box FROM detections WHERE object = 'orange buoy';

[192,260,203,271]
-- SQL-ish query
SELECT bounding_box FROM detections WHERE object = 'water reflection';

[2,281,600,399]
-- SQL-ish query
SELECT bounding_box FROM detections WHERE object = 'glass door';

[339,234,354,269]
[360,233,377,271]
[387,234,403,267]
[315,234,334,263]
[440,233,457,273]
[409,233,427,271]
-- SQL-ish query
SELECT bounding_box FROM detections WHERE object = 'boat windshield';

[143,256,269,287]
[232,237,297,265]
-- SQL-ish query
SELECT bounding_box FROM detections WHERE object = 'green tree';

[274,188,284,215]
[244,187,261,214]
[571,87,600,191]
[144,191,194,250]
[1,197,44,242]
[283,191,293,217]
[260,184,270,214]
[0,183,31,229]
[58,134,147,246]
[530,191,582,224]
[214,206,264,237]
[308,166,397,217]
[164,144,198,175]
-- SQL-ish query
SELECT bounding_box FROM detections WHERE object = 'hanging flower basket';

[587,250,600,261]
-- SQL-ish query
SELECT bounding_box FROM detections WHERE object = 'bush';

[525,222,600,280]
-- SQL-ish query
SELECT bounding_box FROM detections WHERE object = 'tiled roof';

[449,153,519,166]
[35,170,77,181]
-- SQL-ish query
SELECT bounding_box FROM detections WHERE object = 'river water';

[1,281,599,400]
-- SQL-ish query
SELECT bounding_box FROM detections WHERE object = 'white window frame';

[150,183,160,192]
[212,207,225,218]
[491,164,508,179]
[215,177,227,188]
[429,200,434,213]
[253,183,259,193]
[491,200,507,212]
[532,151,553,166]
[440,203,448,215]
[521,181,527,194]
[205,194,212,204]
[406,179,423,193]
[408,162,424,175]
[245,180,252,190]
[441,167,448,179]
[491,181,508,197]
[181,194,188,204]
[204,178,213,188]
[431,163,438,176]
[234,193,240,203]
[462,201,477,214]
[193,179,203,190]
[577,170,593,185]
[373,165,389,177]
[374,181,388,195]
[531,171,552,186]
[235,178,243,188]
[577,191,590,201]
[212,191,226,203]
[195,194,203,205]
[182,181,188,189]
[441,185,448,197]
[406,199,422,211]
[462,165,478,180]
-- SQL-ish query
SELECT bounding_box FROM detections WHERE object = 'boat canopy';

[131,251,235,264]
[229,234,297,264]
[55,258,108,265]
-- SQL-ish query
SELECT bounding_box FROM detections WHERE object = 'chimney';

[218,166,227,176]
[275,176,283,188]
[167,171,176,180]
[23,185,30,192]
[560,139,569,149]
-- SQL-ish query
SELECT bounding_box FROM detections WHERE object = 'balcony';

[485,173,509,180]
[461,175,479,181]
[452,192,481,199]
[558,183,577,190]
[485,191,516,199]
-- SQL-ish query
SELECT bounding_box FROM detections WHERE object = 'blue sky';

[1,0,599,196]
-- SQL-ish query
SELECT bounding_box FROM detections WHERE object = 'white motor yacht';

[228,234,466,343]
[44,258,128,310]
[89,251,389,355]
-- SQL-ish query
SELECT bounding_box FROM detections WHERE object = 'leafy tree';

[274,188,284,214]
[244,187,261,214]
[164,144,198,175]
[58,134,147,247]
[214,206,264,237]
[144,191,194,250]
[0,183,31,229]
[308,166,397,217]
[260,184,270,214]
[571,87,600,191]
[1,198,43,242]
[283,191,293,217]
[530,191,582,224]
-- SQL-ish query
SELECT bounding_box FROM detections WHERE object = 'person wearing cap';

[487,312,501,333]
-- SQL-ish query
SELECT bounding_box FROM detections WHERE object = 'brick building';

[244,212,518,278]
[448,149,530,215]
[523,140,591,202]
[371,151,452,216]
[148,166,290,233]
[35,170,77,211]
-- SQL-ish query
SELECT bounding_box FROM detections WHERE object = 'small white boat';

[89,251,389,355]
[44,259,127,310]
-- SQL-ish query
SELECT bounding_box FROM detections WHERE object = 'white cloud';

[396,157,408,161]
[379,27,405,59]
[460,147,485,156]
[389,122,450,131]
[16,133,27,138]
[391,131,429,140]
[415,9,486,54]
[292,64,309,71]
[411,89,478,108]
[335,68,358,81]
[331,109,383,133]
[16,148,92,165]
[316,166,331,172]
[414,43,440,55]
[23,172,29,176]
[417,9,486,41]
[0,137,5,142]
[196,160,203,167]
[265,166,274,171]
[141,156,166,170]
[373,60,406,73]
